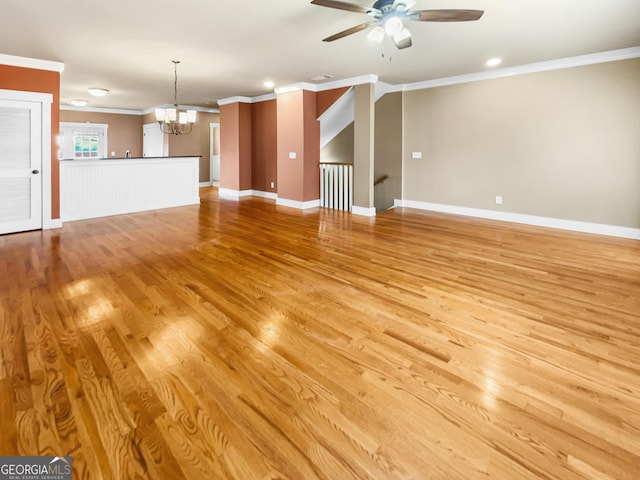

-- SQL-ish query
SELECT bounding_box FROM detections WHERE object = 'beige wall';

[374,92,403,211]
[353,83,375,209]
[403,58,640,229]
[320,122,354,164]
[168,111,219,182]
[61,110,143,158]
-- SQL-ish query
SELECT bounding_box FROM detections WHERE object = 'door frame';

[0,88,56,230]
[209,122,220,183]
[143,122,168,158]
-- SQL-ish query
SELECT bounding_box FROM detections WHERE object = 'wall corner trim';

[352,206,376,217]
[394,199,640,240]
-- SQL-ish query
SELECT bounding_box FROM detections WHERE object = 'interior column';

[276,89,320,209]
[219,101,252,196]
[353,82,375,216]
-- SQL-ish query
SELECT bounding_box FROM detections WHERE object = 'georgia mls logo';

[0,456,72,480]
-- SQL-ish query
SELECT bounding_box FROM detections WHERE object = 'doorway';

[143,122,167,157]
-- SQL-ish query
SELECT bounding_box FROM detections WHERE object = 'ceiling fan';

[311,0,484,49]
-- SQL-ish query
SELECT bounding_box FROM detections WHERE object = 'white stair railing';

[319,163,353,212]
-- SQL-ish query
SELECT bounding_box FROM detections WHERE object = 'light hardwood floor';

[1,187,639,479]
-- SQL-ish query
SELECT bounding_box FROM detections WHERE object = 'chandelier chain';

[173,60,179,106]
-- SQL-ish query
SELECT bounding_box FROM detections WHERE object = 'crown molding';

[403,46,640,92]
[217,96,255,106]
[0,53,64,73]
[218,74,380,105]
[61,105,142,115]
[315,74,379,92]
[140,105,220,115]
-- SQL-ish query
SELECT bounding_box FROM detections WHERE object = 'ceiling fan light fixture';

[367,26,385,44]
[384,16,403,36]
[393,27,412,49]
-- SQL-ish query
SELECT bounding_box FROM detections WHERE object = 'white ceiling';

[1,0,639,111]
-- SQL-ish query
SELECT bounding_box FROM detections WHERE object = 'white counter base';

[61,157,200,222]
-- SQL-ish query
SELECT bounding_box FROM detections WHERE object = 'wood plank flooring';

[1,187,639,479]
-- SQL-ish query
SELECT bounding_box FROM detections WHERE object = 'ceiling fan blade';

[311,0,379,15]
[322,21,376,42]
[412,9,484,22]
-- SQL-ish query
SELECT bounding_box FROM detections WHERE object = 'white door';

[143,122,167,157]
[0,99,42,234]
[210,122,220,182]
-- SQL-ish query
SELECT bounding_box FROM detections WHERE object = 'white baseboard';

[394,199,640,240]
[218,188,253,200]
[276,198,320,210]
[43,218,63,230]
[219,188,278,201]
[251,190,278,200]
[220,189,316,209]
[199,181,213,187]
[352,206,376,217]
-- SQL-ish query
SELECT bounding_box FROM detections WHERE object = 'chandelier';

[155,60,197,135]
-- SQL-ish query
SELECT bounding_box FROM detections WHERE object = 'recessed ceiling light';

[69,99,88,106]
[486,58,502,67]
[263,81,275,89]
[87,88,109,97]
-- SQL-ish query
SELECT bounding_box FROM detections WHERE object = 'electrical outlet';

[270,182,275,188]
[289,152,296,159]
[495,196,503,205]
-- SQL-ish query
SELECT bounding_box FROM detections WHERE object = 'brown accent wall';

[277,91,305,201]
[316,87,350,118]
[251,100,277,193]
[220,102,252,191]
[60,110,143,158]
[0,64,60,219]
[276,90,320,203]
[403,58,640,228]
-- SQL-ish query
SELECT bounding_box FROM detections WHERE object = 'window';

[60,123,108,159]
[74,134,100,158]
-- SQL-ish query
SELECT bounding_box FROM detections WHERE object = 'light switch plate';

[412,151,422,159]
[289,152,297,159]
